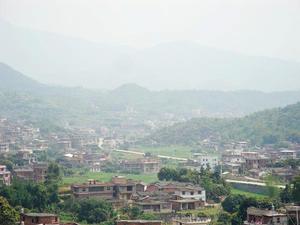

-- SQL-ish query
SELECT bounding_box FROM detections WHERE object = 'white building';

[174,187,206,202]
[280,150,297,160]
[193,153,219,171]
[0,165,11,186]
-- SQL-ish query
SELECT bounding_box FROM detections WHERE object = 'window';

[182,191,186,195]
[107,186,111,191]
[191,192,194,195]
[277,218,280,223]
[89,186,104,192]
[198,191,201,194]
[127,186,133,191]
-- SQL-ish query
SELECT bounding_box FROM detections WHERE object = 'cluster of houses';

[0,118,47,154]
[71,176,206,212]
[19,212,212,225]
[17,204,300,225]
[222,148,300,181]
[0,162,48,186]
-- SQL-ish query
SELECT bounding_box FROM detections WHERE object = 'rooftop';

[149,181,204,191]
[247,207,286,217]
[22,213,57,217]
[117,220,162,223]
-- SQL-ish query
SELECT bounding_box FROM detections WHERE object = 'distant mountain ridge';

[1,62,300,131]
[1,19,300,91]
[0,62,45,92]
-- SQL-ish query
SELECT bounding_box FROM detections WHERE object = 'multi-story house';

[0,165,11,186]
[117,220,162,225]
[285,205,300,224]
[172,215,211,225]
[0,142,9,152]
[244,207,288,225]
[146,182,206,202]
[20,213,60,225]
[119,158,161,174]
[132,191,173,213]
[71,176,145,205]
[243,152,269,170]
[192,154,219,171]
[222,149,244,164]
[280,150,297,160]
[20,212,79,225]
[14,163,48,182]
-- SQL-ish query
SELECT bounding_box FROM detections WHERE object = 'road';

[226,179,285,189]
[114,149,188,161]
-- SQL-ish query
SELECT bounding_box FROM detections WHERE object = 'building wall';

[117,221,162,225]
[174,190,206,202]
[21,215,59,225]
[0,165,11,185]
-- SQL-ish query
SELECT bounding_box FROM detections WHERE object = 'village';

[1,117,300,225]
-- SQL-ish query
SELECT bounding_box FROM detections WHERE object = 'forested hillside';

[146,102,300,146]
[1,62,300,134]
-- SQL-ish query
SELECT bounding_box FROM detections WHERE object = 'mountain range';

[1,19,300,91]
[1,62,300,132]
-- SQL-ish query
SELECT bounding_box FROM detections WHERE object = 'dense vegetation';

[219,174,300,225]
[0,162,157,224]
[220,195,281,225]
[0,163,60,212]
[0,196,19,225]
[147,102,300,146]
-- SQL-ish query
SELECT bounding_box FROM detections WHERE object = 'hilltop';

[145,102,300,146]
[1,61,300,134]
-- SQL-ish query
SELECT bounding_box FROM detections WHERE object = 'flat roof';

[117,220,162,223]
[170,199,201,203]
[247,207,286,217]
[280,150,296,153]
[22,213,57,217]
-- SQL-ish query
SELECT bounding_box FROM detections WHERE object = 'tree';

[70,199,116,224]
[158,167,179,181]
[44,162,61,205]
[222,195,246,213]
[45,162,61,184]
[0,180,48,212]
[0,196,19,225]
[292,175,300,204]
[222,195,277,225]
[217,212,231,225]
[265,175,280,200]
[280,184,293,203]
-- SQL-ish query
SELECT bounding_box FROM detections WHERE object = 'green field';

[231,188,268,199]
[62,171,158,187]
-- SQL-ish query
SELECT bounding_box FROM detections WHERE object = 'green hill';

[145,102,300,146]
[1,61,300,137]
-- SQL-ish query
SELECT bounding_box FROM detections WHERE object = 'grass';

[231,188,268,199]
[178,205,222,222]
[62,171,158,187]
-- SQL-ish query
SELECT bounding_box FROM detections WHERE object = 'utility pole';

[296,206,299,225]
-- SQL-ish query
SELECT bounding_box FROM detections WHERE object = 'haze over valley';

[1,1,300,225]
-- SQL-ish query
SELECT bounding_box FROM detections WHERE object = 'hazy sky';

[1,0,300,62]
